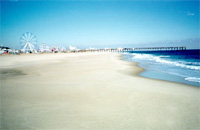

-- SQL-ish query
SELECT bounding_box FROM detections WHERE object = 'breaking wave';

[185,77,200,83]
[131,53,200,71]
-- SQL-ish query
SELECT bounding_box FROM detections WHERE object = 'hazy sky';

[1,0,199,49]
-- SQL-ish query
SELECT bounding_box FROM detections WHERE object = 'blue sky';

[1,0,199,49]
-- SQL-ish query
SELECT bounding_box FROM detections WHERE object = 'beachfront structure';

[39,43,51,53]
[58,47,67,52]
[117,47,123,51]
[88,47,96,51]
[20,32,38,52]
[69,45,77,51]
[50,46,67,53]
[0,46,11,54]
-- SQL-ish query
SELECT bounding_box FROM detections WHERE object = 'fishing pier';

[76,46,187,53]
[0,46,187,54]
[133,46,186,51]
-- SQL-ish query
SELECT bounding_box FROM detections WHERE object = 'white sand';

[0,53,199,129]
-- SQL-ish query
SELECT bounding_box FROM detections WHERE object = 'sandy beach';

[0,53,199,129]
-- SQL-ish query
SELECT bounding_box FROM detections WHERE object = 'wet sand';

[0,53,199,129]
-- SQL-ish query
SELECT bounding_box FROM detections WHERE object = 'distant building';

[89,47,96,50]
[117,47,123,51]
[0,46,11,54]
[39,43,51,53]
[69,45,77,51]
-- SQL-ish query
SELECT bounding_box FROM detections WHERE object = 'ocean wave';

[159,55,170,58]
[122,52,130,55]
[131,53,200,70]
[185,77,200,83]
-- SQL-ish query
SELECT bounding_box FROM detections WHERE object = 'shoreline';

[133,61,199,88]
[120,54,198,88]
[1,52,197,88]
[1,53,199,129]
[1,52,197,87]
[121,52,200,87]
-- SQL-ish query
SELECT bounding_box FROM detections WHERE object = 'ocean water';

[123,49,200,87]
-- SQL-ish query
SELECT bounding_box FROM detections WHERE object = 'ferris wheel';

[20,32,37,52]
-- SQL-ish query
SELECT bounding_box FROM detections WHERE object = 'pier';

[133,46,186,51]
[76,46,186,53]
[0,46,187,54]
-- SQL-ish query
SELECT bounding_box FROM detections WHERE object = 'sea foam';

[124,50,200,86]
[185,77,200,83]
[131,53,200,71]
